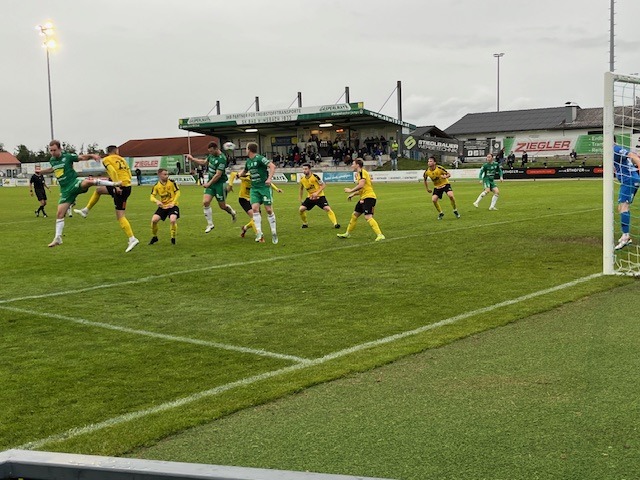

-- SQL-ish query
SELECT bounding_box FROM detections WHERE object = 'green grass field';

[0,178,633,477]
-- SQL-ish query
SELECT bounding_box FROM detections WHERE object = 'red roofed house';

[118,135,219,174]
[0,151,21,177]
[118,135,219,157]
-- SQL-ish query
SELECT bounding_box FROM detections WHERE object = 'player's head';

[352,158,364,171]
[48,140,62,157]
[246,142,258,157]
[157,168,169,181]
[207,141,220,154]
[302,163,311,175]
[486,153,494,162]
[427,156,436,168]
[106,145,118,155]
[35,165,41,173]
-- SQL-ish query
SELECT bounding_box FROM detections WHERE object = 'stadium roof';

[178,102,416,138]
[409,125,453,138]
[118,135,218,157]
[445,106,605,136]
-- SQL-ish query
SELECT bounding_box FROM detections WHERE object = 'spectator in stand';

[380,135,387,153]
[506,151,516,169]
[375,146,383,167]
[521,151,529,167]
[134,167,142,186]
[569,149,578,163]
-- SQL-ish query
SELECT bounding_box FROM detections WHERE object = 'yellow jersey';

[103,154,132,187]
[300,173,325,198]
[423,165,450,188]
[356,168,376,199]
[229,171,252,200]
[229,171,280,200]
[150,179,180,207]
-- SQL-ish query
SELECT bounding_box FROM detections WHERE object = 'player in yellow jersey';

[299,163,340,229]
[423,156,460,220]
[74,145,139,252]
[228,170,282,238]
[149,168,180,245]
[337,158,385,241]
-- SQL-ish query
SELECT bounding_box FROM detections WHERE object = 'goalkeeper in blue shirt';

[613,140,640,250]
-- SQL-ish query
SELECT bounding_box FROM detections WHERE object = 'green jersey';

[479,161,503,180]
[244,154,271,188]
[206,153,228,183]
[49,153,79,190]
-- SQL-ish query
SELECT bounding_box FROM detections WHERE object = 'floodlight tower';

[36,21,57,140]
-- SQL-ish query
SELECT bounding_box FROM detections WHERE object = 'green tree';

[62,142,77,154]
[0,143,5,152]
[86,143,105,156]
[14,144,34,163]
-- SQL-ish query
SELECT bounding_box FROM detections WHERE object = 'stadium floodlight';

[36,20,57,140]
[603,71,640,276]
[319,123,333,128]
[493,53,505,112]
[245,128,258,133]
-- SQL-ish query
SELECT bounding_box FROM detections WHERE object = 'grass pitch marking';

[0,208,599,306]
[0,305,309,364]
[16,272,602,451]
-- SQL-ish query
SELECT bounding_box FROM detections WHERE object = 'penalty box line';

[0,208,599,306]
[0,305,308,364]
[17,271,603,451]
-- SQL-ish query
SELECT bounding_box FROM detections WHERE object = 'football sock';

[170,223,177,239]
[434,201,443,213]
[204,206,213,226]
[367,217,382,235]
[152,222,159,236]
[300,210,308,223]
[475,191,487,204]
[55,218,64,237]
[93,179,119,187]
[346,213,358,233]
[621,211,631,234]
[450,198,458,210]
[253,212,263,236]
[245,219,257,233]
[225,205,236,217]
[267,213,277,234]
[86,191,101,210]
[118,216,134,238]
[327,209,337,225]
[490,194,499,209]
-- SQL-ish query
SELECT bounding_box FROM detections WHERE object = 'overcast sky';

[2,0,639,153]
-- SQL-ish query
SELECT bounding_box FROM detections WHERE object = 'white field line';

[0,207,599,305]
[16,271,603,451]
[0,305,308,364]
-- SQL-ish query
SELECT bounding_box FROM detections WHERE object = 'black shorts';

[433,184,452,199]
[106,185,132,211]
[301,196,329,210]
[239,197,252,213]
[154,205,180,221]
[34,189,47,201]
[354,197,377,215]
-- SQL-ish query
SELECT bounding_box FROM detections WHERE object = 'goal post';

[603,71,640,275]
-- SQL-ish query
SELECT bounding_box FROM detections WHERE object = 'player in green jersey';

[473,153,503,210]
[39,140,123,248]
[236,142,278,244]
[187,142,237,233]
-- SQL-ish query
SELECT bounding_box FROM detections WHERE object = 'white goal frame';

[603,71,640,275]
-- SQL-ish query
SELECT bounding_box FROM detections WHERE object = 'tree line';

[0,142,106,163]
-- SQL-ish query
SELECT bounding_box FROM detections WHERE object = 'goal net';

[603,72,640,275]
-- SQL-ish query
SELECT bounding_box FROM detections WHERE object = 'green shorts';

[204,182,227,202]
[250,185,273,206]
[59,179,87,205]
[483,178,498,190]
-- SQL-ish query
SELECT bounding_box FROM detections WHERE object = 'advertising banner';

[502,166,603,179]
[323,171,355,183]
[404,135,460,155]
[370,170,423,182]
